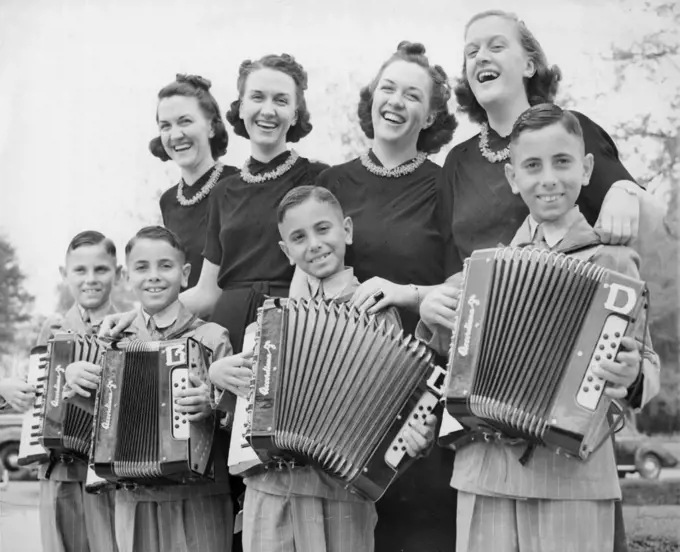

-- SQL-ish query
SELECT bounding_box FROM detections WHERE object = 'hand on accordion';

[591,336,642,400]
[351,277,413,313]
[401,413,438,458]
[0,377,35,412]
[175,372,212,421]
[208,351,253,399]
[64,361,101,398]
[97,310,137,339]
[419,284,461,332]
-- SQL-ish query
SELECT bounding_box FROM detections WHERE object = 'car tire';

[0,442,33,481]
[637,453,662,479]
[617,470,626,479]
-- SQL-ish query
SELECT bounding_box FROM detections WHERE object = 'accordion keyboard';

[171,368,190,440]
[18,347,49,466]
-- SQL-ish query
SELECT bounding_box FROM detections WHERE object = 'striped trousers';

[114,491,233,552]
[40,479,118,552]
[456,491,615,552]
[243,488,377,552]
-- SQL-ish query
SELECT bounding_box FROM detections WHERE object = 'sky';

[0,0,676,314]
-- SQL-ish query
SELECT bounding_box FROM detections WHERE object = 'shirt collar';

[141,300,182,329]
[306,267,355,300]
[528,206,582,248]
[77,301,112,326]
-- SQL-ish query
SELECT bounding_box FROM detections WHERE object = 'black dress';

[160,164,238,289]
[445,111,637,264]
[203,151,328,353]
[318,152,459,552]
[441,111,639,552]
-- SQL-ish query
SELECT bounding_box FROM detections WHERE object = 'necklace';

[360,151,428,178]
[478,123,510,163]
[240,150,300,184]
[176,163,224,207]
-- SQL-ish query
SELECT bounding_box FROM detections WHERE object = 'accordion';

[18,333,105,465]
[18,347,49,466]
[244,298,446,502]
[446,247,647,460]
[92,337,216,485]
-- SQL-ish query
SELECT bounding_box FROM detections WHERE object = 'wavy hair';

[357,41,457,154]
[149,74,228,161]
[454,10,562,125]
[225,54,312,143]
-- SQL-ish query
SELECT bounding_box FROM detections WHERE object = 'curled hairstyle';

[125,226,187,261]
[357,41,457,154]
[277,186,344,224]
[454,10,562,125]
[510,103,583,146]
[67,230,117,260]
[149,74,229,162]
[226,54,313,143]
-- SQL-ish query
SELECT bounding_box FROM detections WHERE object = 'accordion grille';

[468,248,604,441]
[269,300,432,481]
[113,341,162,478]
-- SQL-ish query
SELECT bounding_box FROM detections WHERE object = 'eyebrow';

[381,78,424,94]
[465,34,508,47]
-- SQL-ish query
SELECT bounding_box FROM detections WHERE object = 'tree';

[0,235,34,356]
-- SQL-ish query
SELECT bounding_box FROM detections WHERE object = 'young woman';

[315,41,459,552]
[181,54,327,352]
[151,74,238,289]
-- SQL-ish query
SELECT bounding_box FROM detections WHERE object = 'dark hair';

[125,226,187,260]
[357,41,457,154]
[149,74,229,162]
[510,103,583,146]
[277,186,344,224]
[225,54,312,143]
[67,230,117,260]
[454,10,562,125]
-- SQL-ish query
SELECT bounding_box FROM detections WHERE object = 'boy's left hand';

[175,373,211,421]
[401,413,437,458]
[591,336,641,400]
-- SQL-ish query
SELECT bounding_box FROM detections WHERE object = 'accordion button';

[393,446,398,451]
[614,332,621,338]
[595,385,601,391]
[587,376,593,382]
[603,334,609,340]
[398,438,403,443]
[175,424,180,429]
[607,354,612,359]
[611,343,617,349]
[599,345,605,350]
[174,383,179,388]
[595,355,601,361]
[583,386,589,392]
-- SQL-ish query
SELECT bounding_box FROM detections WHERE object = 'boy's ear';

[582,153,595,187]
[278,241,294,266]
[123,266,130,283]
[343,216,353,245]
[181,263,191,288]
[504,163,520,195]
[114,265,123,283]
[59,266,67,280]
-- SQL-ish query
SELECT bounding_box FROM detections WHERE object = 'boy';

[36,230,121,552]
[67,225,234,552]
[209,185,435,552]
[419,104,660,552]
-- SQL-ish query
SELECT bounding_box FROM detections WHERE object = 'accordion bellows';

[93,338,216,485]
[446,247,647,459]
[246,298,446,501]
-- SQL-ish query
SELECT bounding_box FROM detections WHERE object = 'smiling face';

[371,60,434,148]
[126,239,190,315]
[505,123,594,224]
[61,244,119,310]
[157,95,214,172]
[239,68,298,158]
[464,15,535,111]
[278,198,352,280]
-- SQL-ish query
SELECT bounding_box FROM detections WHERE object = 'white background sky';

[0,0,675,314]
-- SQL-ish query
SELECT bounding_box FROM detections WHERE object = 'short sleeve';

[202,182,224,266]
[572,111,639,224]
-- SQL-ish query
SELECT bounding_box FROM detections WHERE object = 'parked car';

[615,419,678,479]
[0,411,37,480]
